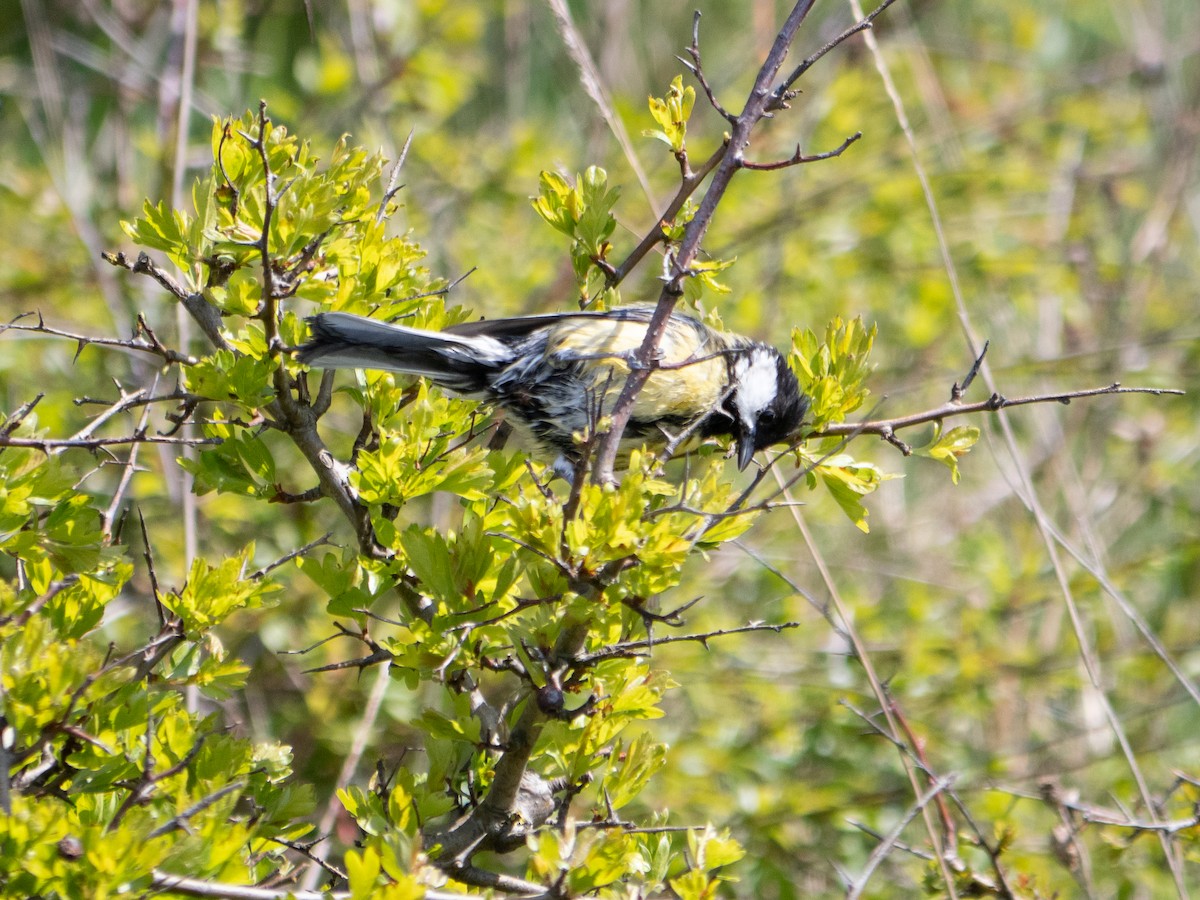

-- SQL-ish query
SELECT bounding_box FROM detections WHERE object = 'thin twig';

[572,621,801,665]
[812,384,1183,453]
[250,532,334,579]
[100,251,229,351]
[773,0,902,108]
[150,870,489,900]
[376,128,413,224]
[298,661,393,891]
[0,434,220,452]
[103,374,160,535]
[677,11,734,123]
[148,780,245,838]
[741,132,861,170]
[847,775,957,900]
[1,393,44,436]
[774,470,961,895]
[606,140,727,290]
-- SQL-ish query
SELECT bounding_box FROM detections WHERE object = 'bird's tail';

[297,312,508,394]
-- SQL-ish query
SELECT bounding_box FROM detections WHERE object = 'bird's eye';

[759,411,776,425]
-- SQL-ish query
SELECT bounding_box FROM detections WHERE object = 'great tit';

[297,307,808,476]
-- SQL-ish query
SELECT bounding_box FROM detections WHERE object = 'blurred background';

[2,0,1198,895]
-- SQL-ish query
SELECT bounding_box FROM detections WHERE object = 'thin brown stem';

[811,384,1183,453]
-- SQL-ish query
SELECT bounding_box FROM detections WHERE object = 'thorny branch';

[3,312,199,366]
[148,870,490,900]
[741,131,862,170]
[591,0,889,482]
[0,433,219,453]
[572,620,802,665]
[101,250,230,351]
[812,383,1183,455]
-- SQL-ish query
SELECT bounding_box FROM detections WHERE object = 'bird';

[296,306,809,478]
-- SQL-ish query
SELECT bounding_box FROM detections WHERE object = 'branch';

[243,101,302,432]
[426,619,591,868]
[846,775,957,900]
[0,433,220,453]
[741,131,861,171]
[605,140,727,290]
[436,864,548,897]
[592,0,829,483]
[250,532,334,579]
[811,384,1184,455]
[2,313,198,366]
[100,251,229,351]
[376,128,413,224]
[103,376,159,535]
[149,870,489,900]
[771,0,903,109]
[677,11,734,123]
[1,393,43,436]
[147,780,245,838]
[573,620,801,665]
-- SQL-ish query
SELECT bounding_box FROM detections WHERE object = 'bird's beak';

[736,430,757,470]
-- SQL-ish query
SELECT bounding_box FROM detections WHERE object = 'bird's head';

[728,346,809,470]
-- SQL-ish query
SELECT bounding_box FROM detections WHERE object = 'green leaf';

[916,422,980,483]
[791,317,877,429]
[400,527,457,603]
[813,454,897,533]
[345,847,382,900]
[644,75,696,153]
[162,545,280,631]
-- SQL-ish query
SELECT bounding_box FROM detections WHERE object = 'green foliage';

[791,316,876,430]
[0,458,311,896]
[7,107,855,897]
[532,166,621,303]
[915,422,980,485]
[2,0,1196,896]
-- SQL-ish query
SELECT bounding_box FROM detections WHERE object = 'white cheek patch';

[733,349,779,424]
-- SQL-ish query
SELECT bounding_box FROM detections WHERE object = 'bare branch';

[270,486,324,504]
[771,0,903,109]
[847,775,957,900]
[303,647,393,675]
[812,384,1184,453]
[573,620,801,665]
[605,139,726,291]
[245,102,292,399]
[741,131,861,171]
[0,578,78,630]
[376,128,413,224]
[437,864,548,897]
[103,375,160,535]
[147,780,245,838]
[100,251,229,351]
[250,532,334,578]
[150,870,489,900]
[677,11,734,122]
[951,339,988,401]
[300,662,393,892]
[1,393,44,436]
[2,314,198,366]
[0,433,220,453]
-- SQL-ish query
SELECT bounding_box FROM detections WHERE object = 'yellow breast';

[544,315,729,422]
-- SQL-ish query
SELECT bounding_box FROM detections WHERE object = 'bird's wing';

[444,307,655,340]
